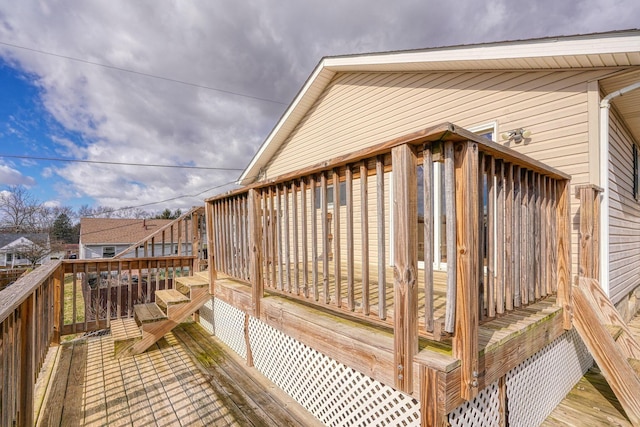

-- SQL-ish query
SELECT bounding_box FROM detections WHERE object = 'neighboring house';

[79,218,175,259]
[0,233,51,267]
[240,29,640,319]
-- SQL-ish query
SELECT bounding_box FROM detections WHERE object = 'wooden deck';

[541,312,640,426]
[35,322,321,427]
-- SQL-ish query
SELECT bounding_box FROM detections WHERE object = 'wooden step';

[111,318,142,358]
[175,275,209,297]
[193,271,210,282]
[629,358,640,377]
[134,303,167,325]
[156,289,190,313]
[605,324,624,341]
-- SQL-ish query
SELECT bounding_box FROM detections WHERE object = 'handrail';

[0,260,61,323]
[206,122,569,202]
[113,206,205,260]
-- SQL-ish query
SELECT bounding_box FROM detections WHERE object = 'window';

[315,182,347,209]
[6,253,12,262]
[102,246,116,258]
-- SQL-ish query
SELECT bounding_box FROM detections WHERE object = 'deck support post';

[419,365,448,427]
[205,201,217,296]
[453,140,480,401]
[556,179,572,329]
[391,143,418,394]
[248,189,264,317]
[576,184,602,280]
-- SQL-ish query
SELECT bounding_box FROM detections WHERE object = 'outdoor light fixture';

[500,128,531,143]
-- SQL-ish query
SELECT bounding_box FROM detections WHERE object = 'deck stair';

[572,277,640,425]
[111,271,211,358]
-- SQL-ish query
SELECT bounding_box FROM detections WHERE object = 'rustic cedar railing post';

[205,201,217,296]
[556,179,572,329]
[391,143,418,394]
[576,184,602,280]
[248,189,264,317]
[53,264,64,345]
[453,140,480,401]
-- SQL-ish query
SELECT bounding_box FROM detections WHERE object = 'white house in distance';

[79,218,174,259]
[0,233,51,267]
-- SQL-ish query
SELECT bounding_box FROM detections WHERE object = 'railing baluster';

[333,168,341,307]
[301,178,309,297]
[496,161,505,314]
[423,145,434,332]
[361,161,370,316]
[346,164,355,311]
[311,175,319,301]
[292,180,300,294]
[321,172,330,304]
[376,155,386,320]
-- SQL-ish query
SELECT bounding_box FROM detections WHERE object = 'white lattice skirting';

[448,329,592,427]
[199,298,592,427]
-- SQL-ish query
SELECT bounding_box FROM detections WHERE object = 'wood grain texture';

[391,144,419,394]
[453,140,480,401]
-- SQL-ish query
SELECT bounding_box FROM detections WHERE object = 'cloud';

[0,0,638,210]
[0,162,35,186]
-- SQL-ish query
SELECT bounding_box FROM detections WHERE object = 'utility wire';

[0,153,244,171]
[0,40,288,105]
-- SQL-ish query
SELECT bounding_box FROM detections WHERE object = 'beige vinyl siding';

[608,109,640,303]
[262,69,613,278]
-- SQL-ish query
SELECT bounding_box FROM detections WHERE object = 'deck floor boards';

[541,312,640,426]
[36,322,321,427]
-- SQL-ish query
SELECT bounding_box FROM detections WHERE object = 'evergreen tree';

[51,213,74,243]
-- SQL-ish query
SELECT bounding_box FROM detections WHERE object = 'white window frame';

[390,121,497,271]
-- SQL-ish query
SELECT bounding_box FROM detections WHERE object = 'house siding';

[262,69,611,277]
[608,108,640,303]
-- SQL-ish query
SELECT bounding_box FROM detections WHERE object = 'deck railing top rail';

[0,260,61,324]
[113,205,205,259]
[206,122,570,202]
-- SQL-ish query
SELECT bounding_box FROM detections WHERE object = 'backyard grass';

[63,273,85,325]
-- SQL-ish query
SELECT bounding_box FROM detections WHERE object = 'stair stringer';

[123,286,211,357]
[573,277,640,425]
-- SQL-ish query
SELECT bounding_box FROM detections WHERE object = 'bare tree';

[6,235,51,268]
[0,186,43,232]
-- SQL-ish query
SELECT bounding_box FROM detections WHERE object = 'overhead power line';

[0,40,288,105]
[0,153,244,171]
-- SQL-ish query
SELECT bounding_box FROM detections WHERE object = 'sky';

[0,1,638,215]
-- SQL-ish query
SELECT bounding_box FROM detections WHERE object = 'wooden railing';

[113,206,207,270]
[0,261,61,426]
[60,256,195,335]
[577,184,602,280]
[0,255,195,425]
[206,122,572,397]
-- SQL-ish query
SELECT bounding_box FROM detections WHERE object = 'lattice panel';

[210,298,247,359]
[448,381,500,427]
[198,298,214,334]
[248,317,420,427]
[505,329,592,427]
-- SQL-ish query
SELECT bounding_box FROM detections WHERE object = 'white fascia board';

[323,31,640,69]
[238,59,335,185]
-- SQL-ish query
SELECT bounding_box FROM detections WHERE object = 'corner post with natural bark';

[248,189,264,317]
[453,140,480,401]
[391,143,419,394]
